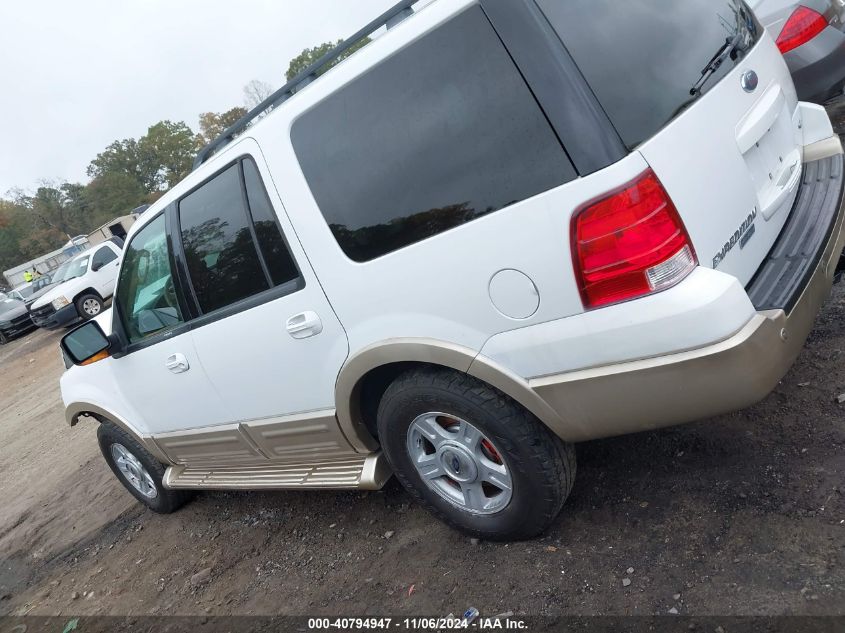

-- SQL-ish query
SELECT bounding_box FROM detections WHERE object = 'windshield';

[15,286,35,299]
[537,0,761,148]
[50,262,71,283]
[60,256,89,282]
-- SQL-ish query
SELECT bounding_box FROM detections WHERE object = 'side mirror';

[91,261,103,272]
[61,321,112,366]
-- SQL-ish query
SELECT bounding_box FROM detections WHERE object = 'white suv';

[59,0,845,540]
[31,240,122,329]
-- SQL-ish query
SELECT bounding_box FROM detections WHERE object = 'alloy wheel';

[406,412,513,515]
[82,298,101,316]
[110,443,158,499]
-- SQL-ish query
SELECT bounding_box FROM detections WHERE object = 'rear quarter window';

[291,6,576,262]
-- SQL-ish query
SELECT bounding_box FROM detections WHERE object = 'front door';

[169,148,350,456]
[107,213,233,436]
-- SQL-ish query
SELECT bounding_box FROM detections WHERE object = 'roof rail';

[193,0,418,170]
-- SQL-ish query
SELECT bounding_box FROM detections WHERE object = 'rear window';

[291,6,576,262]
[537,0,761,148]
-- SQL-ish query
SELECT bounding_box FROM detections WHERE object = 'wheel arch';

[72,287,103,304]
[65,401,172,464]
[335,338,565,452]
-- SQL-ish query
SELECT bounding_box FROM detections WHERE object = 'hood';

[31,280,77,310]
[23,285,55,305]
[0,300,28,321]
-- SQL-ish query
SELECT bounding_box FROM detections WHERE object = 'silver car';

[751,0,845,102]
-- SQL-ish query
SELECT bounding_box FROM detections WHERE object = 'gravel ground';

[0,100,843,619]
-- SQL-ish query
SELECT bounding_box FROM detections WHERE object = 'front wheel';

[97,421,193,513]
[76,293,103,320]
[0,330,7,345]
[377,368,576,541]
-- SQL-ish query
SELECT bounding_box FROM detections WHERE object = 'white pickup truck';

[30,239,122,330]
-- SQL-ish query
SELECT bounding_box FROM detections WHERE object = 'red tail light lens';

[776,6,828,54]
[572,170,697,309]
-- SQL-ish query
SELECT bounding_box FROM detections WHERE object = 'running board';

[162,452,391,491]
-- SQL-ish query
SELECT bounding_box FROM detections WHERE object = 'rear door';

[538,0,803,285]
[173,145,350,428]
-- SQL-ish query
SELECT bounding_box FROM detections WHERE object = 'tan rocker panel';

[151,409,361,465]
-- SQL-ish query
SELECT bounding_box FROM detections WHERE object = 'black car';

[0,292,36,345]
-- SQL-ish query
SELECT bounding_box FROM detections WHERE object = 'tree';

[243,80,274,109]
[196,107,248,148]
[285,38,371,82]
[85,172,147,225]
[89,121,196,195]
[87,138,146,190]
[137,120,197,191]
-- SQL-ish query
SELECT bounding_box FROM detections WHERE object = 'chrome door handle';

[165,353,190,374]
[286,311,323,339]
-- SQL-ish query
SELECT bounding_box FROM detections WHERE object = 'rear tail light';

[776,6,828,54]
[572,170,697,309]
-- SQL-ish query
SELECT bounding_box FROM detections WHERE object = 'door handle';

[165,353,190,374]
[286,311,323,339]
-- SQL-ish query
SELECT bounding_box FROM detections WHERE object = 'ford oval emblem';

[741,70,759,93]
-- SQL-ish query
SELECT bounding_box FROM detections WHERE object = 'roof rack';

[193,0,418,170]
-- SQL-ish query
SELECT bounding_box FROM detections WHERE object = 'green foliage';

[196,107,248,148]
[88,121,196,194]
[138,120,197,191]
[285,38,372,82]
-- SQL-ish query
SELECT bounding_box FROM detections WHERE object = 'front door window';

[115,214,185,344]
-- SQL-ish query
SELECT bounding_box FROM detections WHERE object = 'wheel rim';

[406,412,513,515]
[82,298,101,316]
[110,443,158,499]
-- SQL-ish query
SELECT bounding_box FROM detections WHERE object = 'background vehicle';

[10,275,57,309]
[0,292,35,345]
[30,239,122,330]
[60,0,845,541]
[751,0,845,101]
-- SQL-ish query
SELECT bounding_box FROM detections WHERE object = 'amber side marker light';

[80,350,111,366]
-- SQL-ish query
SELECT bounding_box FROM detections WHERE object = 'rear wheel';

[97,421,193,513]
[377,368,576,541]
[76,294,103,320]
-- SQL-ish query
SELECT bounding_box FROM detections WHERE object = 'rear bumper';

[525,153,845,442]
[31,304,81,330]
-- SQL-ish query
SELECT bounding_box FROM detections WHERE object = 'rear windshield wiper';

[689,31,745,97]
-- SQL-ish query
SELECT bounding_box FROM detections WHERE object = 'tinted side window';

[116,215,185,344]
[178,165,270,314]
[291,6,575,262]
[92,246,118,270]
[242,159,299,286]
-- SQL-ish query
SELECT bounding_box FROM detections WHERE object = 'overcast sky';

[0,0,397,196]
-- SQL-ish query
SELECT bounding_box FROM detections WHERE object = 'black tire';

[0,330,7,345]
[75,293,103,320]
[377,368,576,541]
[97,421,193,513]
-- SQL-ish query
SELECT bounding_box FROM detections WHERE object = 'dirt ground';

[1,102,844,619]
